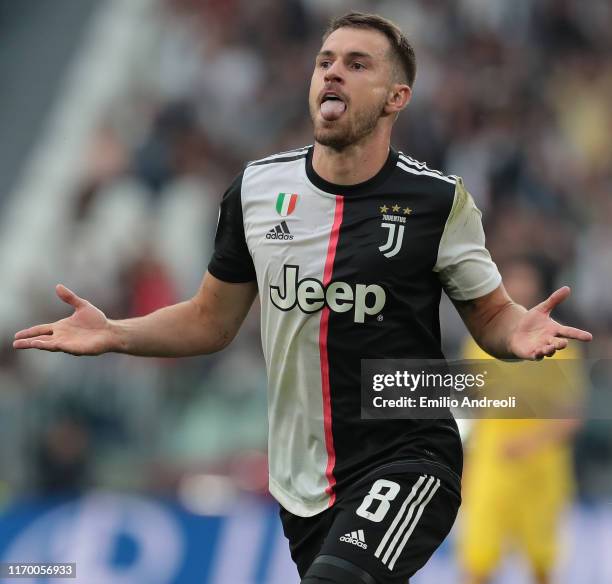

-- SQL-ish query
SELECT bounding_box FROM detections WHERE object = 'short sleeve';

[208,172,257,283]
[433,178,501,300]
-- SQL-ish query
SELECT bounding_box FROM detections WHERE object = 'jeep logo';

[270,265,386,323]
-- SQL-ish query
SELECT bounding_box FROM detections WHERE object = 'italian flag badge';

[276,193,298,216]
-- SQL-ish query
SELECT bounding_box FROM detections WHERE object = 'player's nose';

[324,62,344,84]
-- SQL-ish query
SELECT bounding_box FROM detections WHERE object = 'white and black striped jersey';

[208,145,501,517]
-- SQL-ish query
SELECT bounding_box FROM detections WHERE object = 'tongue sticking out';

[320,99,346,121]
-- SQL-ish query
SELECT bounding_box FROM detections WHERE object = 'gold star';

[403,207,412,215]
[380,205,388,213]
[392,204,401,212]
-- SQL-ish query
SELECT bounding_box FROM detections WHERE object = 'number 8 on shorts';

[356,479,401,523]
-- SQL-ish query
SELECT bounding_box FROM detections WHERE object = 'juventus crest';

[378,204,412,258]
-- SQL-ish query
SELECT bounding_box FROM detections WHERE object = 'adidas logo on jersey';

[266,221,294,240]
[339,529,367,549]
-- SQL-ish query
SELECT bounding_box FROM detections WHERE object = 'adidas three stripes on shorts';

[279,468,461,583]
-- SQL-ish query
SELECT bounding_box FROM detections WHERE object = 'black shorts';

[279,469,460,584]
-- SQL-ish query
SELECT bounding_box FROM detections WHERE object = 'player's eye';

[318,60,331,69]
[351,62,365,71]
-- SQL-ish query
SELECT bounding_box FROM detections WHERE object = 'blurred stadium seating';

[0,0,611,582]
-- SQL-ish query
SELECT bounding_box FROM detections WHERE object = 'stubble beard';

[311,98,387,152]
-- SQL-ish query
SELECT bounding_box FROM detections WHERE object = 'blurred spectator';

[34,413,92,495]
[124,246,177,318]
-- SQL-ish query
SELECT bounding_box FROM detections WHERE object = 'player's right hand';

[13,284,115,356]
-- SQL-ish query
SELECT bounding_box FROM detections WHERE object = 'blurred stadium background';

[0,0,611,582]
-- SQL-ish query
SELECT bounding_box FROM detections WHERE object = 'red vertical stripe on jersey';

[319,194,343,506]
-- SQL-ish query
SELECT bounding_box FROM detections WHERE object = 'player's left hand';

[508,286,592,360]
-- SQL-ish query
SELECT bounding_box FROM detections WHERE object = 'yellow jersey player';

[458,257,585,584]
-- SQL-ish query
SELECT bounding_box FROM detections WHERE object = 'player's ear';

[384,83,411,115]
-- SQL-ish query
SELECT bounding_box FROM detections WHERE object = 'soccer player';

[459,257,585,584]
[13,12,592,584]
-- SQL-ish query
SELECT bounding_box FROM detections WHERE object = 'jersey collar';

[305,145,399,196]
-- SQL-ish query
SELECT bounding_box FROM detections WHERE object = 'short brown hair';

[323,12,416,87]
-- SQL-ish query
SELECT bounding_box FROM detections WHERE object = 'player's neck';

[312,134,391,186]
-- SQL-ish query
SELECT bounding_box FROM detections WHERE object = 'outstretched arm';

[13,273,258,357]
[454,284,592,360]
